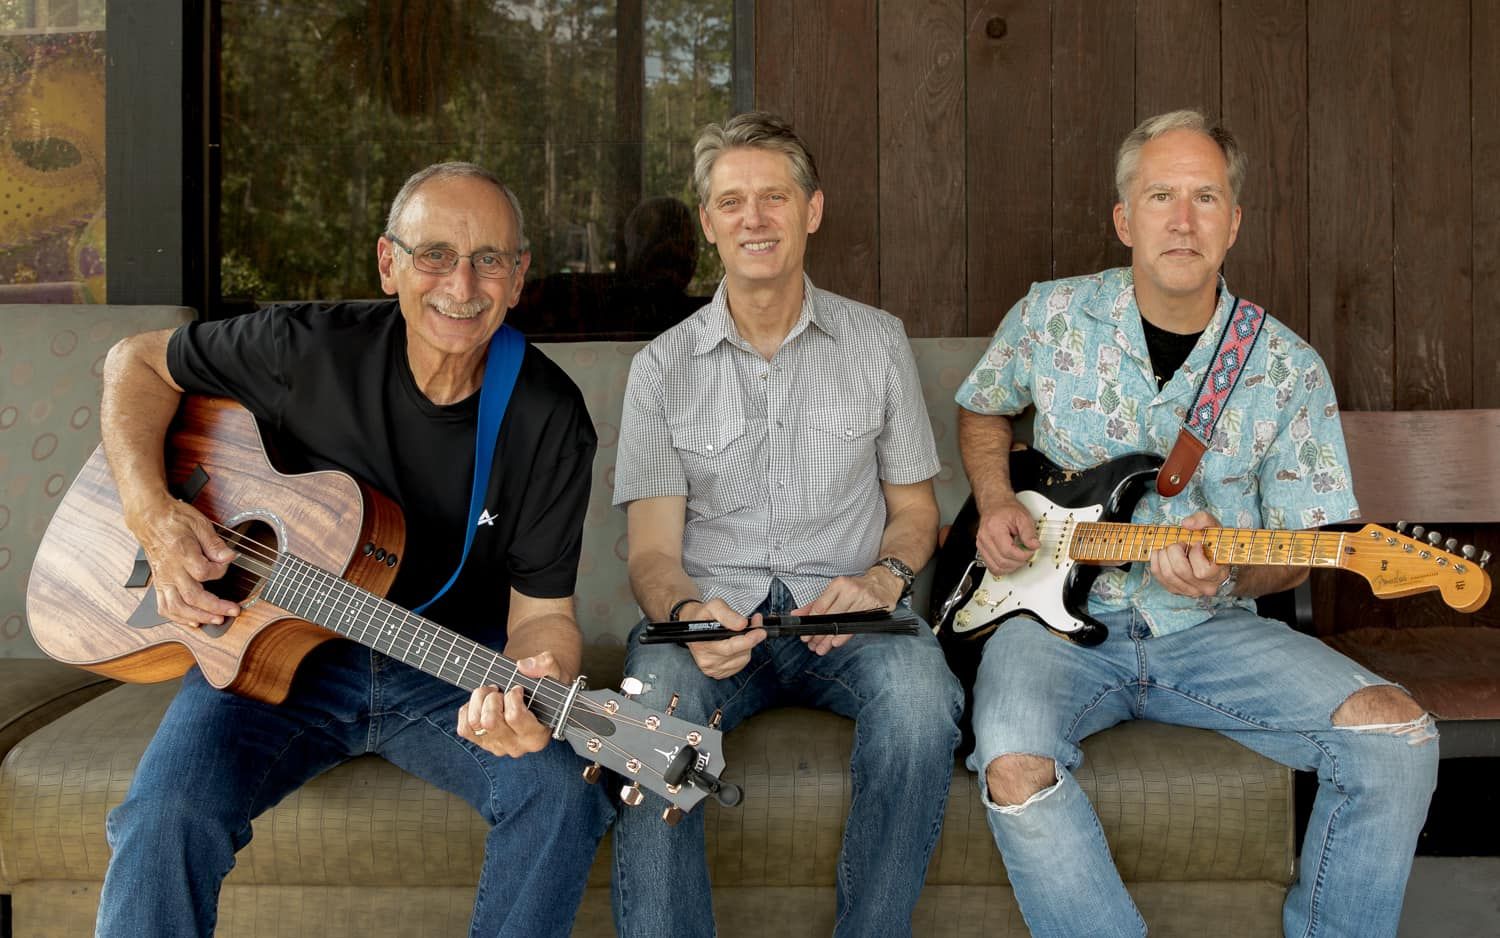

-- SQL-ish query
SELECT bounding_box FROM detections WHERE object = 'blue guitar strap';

[412,324,526,614]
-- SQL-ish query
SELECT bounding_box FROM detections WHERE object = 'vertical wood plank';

[1308,0,1394,411]
[754,0,797,117]
[1393,0,1472,409]
[791,0,880,305]
[966,0,1052,337]
[879,0,966,336]
[1135,0,1220,118]
[1307,3,1392,644]
[1474,0,1500,408]
[1052,0,1134,279]
[1221,0,1308,338]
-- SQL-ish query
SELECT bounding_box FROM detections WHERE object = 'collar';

[691,274,838,356]
[1095,269,1237,403]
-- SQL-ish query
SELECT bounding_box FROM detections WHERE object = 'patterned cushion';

[0,305,194,656]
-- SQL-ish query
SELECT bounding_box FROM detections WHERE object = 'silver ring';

[472,726,487,737]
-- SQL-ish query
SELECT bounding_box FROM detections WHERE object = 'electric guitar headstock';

[1338,523,1492,613]
[557,678,740,824]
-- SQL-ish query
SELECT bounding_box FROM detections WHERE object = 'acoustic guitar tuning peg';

[1445,538,1459,553]
[1426,531,1442,546]
[661,806,684,826]
[1396,521,1409,533]
[1480,550,1492,569]
[708,709,724,729]
[582,763,601,784]
[620,783,645,807]
[1411,525,1426,540]
[665,693,680,716]
[620,676,644,698]
[1463,544,1477,560]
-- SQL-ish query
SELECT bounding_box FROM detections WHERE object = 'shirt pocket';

[669,415,755,520]
[802,405,883,505]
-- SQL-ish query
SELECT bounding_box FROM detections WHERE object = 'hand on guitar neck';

[458,653,562,758]
[1147,510,1307,600]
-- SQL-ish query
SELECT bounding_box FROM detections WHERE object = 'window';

[0,0,108,303]
[219,0,735,339]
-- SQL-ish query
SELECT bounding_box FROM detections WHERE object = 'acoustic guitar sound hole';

[199,519,279,637]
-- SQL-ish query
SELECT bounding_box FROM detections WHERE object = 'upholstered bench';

[0,318,1295,936]
[1,651,1291,937]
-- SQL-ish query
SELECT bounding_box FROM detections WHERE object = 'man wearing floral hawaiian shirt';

[954,109,1437,938]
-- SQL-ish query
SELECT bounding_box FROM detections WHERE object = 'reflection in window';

[0,0,107,303]
[220,0,732,339]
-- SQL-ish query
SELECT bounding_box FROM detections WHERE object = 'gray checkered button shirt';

[614,276,939,614]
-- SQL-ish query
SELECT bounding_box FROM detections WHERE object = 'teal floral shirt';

[956,268,1360,635]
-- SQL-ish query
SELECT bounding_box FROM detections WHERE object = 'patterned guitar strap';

[1157,295,1267,497]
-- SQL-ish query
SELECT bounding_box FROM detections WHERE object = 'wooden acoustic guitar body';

[27,396,405,704]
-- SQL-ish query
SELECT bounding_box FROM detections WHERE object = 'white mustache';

[424,292,492,319]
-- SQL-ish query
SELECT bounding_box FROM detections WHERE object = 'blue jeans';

[610,580,963,938]
[96,639,613,937]
[967,607,1439,938]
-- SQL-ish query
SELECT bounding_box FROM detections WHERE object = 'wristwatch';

[1216,565,1242,598]
[874,556,915,600]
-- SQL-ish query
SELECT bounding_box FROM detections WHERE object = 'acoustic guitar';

[26,396,738,820]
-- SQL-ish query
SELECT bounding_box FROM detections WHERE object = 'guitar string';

[201,528,709,797]
[1020,522,1347,566]
[193,520,682,738]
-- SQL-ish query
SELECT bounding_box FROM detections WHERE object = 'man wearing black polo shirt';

[93,162,612,937]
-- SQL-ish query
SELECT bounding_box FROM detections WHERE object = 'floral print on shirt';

[956,268,1360,635]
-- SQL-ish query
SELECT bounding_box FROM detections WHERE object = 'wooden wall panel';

[1393,0,1472,410]
[754,0,797,114]
[1475,0,1500,409]
[1051,0,1134,279]
[1221,0,1308,338]
[878,0,966,336]
[1135,0,1220,119]
[756,0,880,306]
[965,0,1052,337]
[1308,1,1394,411]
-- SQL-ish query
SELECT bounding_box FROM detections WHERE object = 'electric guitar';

[931,449,1492,668]
[26,396,739,820]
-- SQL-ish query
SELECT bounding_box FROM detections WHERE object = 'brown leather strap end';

[1158,430,1207,497]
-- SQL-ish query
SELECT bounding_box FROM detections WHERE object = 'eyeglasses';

[385,233,523,280]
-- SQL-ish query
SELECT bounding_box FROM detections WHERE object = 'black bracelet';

[668,598,701,621]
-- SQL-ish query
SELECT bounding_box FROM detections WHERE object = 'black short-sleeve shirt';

[166,300,596,646]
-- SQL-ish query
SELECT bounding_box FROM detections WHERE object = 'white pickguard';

[949,490,1104,637]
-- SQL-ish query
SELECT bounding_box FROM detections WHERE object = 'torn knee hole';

[1332,685,1425,727]
[984,753,1056,808]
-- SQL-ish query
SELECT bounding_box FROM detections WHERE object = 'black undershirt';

[1140,316,1203,390]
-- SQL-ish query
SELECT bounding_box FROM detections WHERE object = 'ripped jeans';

[967,607,1438,938]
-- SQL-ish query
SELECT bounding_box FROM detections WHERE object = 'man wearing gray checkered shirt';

[608,112,963,938]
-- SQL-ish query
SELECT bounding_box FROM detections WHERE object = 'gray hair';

[1114,109,1247,207]
[691,111,820,206]
[384,161,528,250]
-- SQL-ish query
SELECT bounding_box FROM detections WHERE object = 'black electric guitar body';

[929,449,1161,695]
